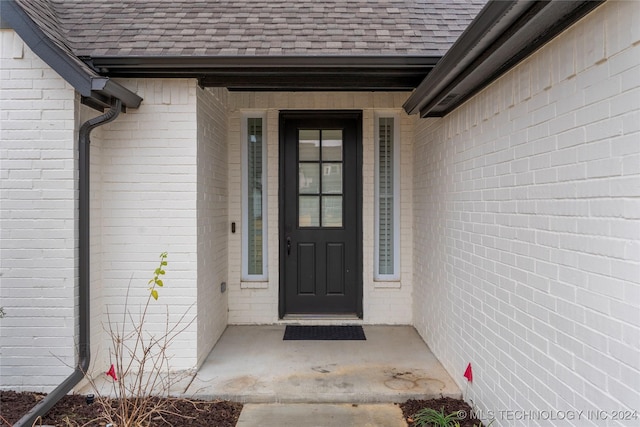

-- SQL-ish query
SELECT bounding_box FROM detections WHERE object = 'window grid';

[298,129,344,228]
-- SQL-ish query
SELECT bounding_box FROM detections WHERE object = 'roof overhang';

[1,0,142,110]
[404,0,605,117]
[86,56,440,91]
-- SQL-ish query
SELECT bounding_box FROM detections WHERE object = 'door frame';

[278,110,363,319]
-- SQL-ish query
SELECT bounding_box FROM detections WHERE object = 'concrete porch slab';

[183,325,460,403]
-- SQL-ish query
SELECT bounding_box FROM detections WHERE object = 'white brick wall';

[96,79,200,371]
[0,30,78,392]
[1,66,231,386]
[85,80,231,376]
[196,86,229,366]
[226,92,414,324]
[413,2,640,425]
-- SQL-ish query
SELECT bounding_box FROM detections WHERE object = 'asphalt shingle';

[21,0,487,58]
[14,0,101,77]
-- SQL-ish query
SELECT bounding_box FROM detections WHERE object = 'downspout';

[15,98,123,427]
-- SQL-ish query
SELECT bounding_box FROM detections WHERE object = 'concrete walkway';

[184,325,460,403]
[236,403,408,427]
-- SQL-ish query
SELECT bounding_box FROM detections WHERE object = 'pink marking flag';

[463,363,473,382]
[106,364,118,381]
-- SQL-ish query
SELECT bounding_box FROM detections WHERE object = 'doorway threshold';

[281,314,361,324]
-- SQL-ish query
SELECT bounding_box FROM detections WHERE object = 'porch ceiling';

[86,56,439,91]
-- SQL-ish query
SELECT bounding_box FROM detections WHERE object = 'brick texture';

[196,86,229,366]
[0,29,78,392]
[412,2,640,424]
[96,78,200,371]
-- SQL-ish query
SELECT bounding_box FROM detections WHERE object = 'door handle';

[287,237,291,256]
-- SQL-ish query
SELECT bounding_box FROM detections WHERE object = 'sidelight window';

[242,114,267,280]
[375,115,400,280]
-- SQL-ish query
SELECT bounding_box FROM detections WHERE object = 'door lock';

[287,237,291,256]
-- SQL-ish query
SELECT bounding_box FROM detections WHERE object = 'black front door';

[279,111,362,318]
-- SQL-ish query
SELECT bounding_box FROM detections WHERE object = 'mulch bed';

[2,391,483,427]
[399,397,484,427]
[0,391,242,427]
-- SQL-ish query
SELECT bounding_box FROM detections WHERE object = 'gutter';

[2,3,140,424]
[88,55,440,91]
[14,99,123,427]
[403,0,604,117]
[88,55,440,70]
[1,0,142,109]
[403,0,532,116]
[91,77,143,109]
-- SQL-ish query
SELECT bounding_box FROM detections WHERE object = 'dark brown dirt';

[0,390,242,427]
[399,397,484,427]
[2,391,483,427]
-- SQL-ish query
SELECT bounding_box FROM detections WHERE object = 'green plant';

[412,407,461,427]
[148,252,168,300]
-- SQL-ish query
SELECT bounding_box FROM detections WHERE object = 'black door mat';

[283,325,366,340]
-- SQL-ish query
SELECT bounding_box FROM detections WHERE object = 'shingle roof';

[9,0,488,91]
[6,0,142,108]
[47,0,486,57]
[14,0,96,76]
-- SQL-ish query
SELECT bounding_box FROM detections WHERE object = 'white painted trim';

[240,281,269,289]
[374,112,401,281]
[241,112,268,281]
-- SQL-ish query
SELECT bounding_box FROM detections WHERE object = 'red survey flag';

[106,364,118,381]
[463,363,473,382]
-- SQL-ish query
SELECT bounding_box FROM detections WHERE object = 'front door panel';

[280,112,362,317]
